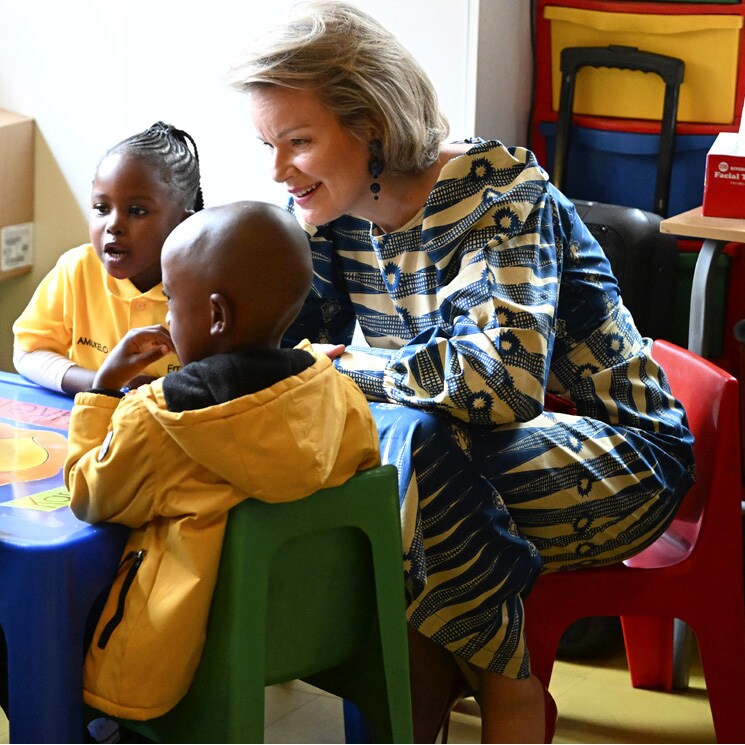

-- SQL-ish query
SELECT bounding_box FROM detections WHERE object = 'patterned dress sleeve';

[347,190,564,424]
[282,144,605,428]
[282,209,358,349]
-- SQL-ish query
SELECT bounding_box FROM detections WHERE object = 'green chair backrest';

[120,464,413,743]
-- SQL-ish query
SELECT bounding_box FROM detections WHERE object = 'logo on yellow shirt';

[77,336,109,353]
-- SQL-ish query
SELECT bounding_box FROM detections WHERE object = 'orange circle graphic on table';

[0,421,68,487]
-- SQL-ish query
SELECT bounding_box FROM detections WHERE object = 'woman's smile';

[291,182,321,202]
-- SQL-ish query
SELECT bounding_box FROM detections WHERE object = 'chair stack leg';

[621,615,675,691]
[695,621,745,743]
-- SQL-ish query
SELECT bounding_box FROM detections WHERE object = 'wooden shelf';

[661,206,745,243]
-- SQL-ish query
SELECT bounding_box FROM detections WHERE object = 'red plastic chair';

[523,340,745,744]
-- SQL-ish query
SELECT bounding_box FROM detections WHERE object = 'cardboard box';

[703,132,745,219]
[0,109,34,280]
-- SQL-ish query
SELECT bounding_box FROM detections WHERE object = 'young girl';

[12,121,203,395]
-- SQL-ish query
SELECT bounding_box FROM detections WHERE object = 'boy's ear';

[209,292,231,337]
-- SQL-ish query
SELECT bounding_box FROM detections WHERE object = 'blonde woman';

[230,3,695,741]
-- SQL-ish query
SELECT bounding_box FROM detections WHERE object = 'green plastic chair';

[117,464,413,743]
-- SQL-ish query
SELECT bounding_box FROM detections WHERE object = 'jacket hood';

[139,355,365,501]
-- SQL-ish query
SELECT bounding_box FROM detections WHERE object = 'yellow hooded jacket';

[65,345,380,720]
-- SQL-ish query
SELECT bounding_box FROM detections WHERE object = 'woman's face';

[248,86,372,226]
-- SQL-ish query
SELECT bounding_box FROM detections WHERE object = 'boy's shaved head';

[161,201,312,361]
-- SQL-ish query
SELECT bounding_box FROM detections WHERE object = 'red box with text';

[703,133,745,219]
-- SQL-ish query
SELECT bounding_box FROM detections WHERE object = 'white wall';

[474,0,534,147]
[0,0,479,211]
[0,0,531,372]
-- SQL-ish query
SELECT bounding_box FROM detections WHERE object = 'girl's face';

[248,86,372,226]
[89,153,190,293]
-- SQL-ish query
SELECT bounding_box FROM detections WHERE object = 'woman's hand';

[92,326,175,391]
[312,343,346,360]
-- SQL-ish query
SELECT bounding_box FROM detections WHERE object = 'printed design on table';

[0,396,71,430]
[0,421,68,487]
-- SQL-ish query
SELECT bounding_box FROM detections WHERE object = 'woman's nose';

[271,149,292,183]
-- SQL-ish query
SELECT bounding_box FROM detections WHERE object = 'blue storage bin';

[538,121,715,216]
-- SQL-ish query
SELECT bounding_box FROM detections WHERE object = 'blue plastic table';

[0,371,128,743]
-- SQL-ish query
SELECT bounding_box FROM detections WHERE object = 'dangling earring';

[368,139,385,201]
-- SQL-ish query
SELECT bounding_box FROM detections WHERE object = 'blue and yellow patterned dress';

[284,139,695,678]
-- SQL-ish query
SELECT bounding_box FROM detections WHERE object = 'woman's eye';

[291,138,309,147]
[261,140,275,150]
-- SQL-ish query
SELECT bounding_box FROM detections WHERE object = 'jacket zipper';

[97,549,147,649]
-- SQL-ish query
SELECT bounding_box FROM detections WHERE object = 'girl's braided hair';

[105,121,204,211]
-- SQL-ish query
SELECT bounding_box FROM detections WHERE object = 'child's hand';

[93,326,175,391]
[126,373,158,388]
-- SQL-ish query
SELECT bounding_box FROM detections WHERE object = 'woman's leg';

[479,670,549,744]
[475,411,693,572]
[372,404,691,741]
[406,635,553,745]
[371,405,542,741]
[407,625,469,743]
[370,403,541,673]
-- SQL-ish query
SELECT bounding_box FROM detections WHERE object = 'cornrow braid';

[106,121,204,211]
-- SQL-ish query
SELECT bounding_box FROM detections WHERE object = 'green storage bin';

[670,251,730,356]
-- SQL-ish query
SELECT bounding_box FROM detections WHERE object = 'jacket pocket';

[97,549,147,649]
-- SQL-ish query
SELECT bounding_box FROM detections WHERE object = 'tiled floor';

[0,640,716,743]
[264,641,715,744]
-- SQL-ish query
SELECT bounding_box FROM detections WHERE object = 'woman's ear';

[209,292,231,337]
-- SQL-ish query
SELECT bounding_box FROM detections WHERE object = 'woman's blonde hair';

[229,1,449,174]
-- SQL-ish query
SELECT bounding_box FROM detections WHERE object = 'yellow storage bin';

[545,6,743,123]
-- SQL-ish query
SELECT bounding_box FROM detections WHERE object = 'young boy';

[64,201,381,720]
